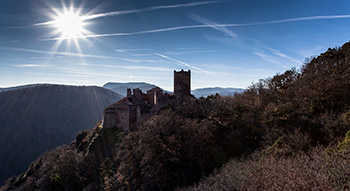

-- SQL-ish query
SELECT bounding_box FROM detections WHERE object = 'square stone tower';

[174,69,191,97]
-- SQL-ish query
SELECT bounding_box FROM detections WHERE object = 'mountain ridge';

[103,82,163,96]
[191,87,245,97]
[0,84,51,93]
[103,82,245,97]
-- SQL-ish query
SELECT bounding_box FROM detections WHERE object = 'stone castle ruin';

[102,69,191,130]
[174,69,191,97]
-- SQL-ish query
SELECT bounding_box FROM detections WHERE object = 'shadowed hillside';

[0,85,123,185]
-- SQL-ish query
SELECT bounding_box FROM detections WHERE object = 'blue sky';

[0,0,349,90]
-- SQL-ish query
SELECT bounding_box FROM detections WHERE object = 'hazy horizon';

[0,81,246,93]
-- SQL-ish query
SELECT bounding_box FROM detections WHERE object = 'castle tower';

[174,69,191,97]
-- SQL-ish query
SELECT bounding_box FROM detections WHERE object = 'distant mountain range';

[103,82,245,97]
[0,85,122,185]
[103,82,163,96]
[191,87,245,97]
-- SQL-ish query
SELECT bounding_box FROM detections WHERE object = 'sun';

[55,11,84,38]
[38,3,96,54]
[53,8,88,39]
[36,3,96,54]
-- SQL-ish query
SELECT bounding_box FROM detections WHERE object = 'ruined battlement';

[102,69,191,130]
[102,87,168,130]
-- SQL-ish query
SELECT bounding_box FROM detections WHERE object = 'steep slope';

[0,85,123,185]
[191,87,245,97]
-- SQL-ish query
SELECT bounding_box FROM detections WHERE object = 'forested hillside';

[3,41,350,190]
[182,41,350,190]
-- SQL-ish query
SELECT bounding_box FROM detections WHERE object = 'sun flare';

[41,3,94,54]
[53,9,87,39]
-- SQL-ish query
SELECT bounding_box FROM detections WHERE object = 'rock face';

[0,84,123,185]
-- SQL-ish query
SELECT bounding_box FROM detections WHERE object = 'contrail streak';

[187,12,237,38]
[237,14,350,26]
[155,53,217,76]
[187,13,303,66]
[39,14,350,41]
[83,1,218,20]
[39,25,207,41]
[33,1,218,26]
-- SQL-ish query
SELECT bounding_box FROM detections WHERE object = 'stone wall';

[115,105,129,131]
[102,107,117,129]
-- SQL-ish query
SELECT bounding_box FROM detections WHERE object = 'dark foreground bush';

[180,130,350,191]
[115,110,219,190]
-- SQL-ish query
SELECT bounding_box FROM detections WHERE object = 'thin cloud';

[2,47,116,59]
[32,21,55,27]
[267,48,303,65]
[297,45,325,58]
[15,64,48,68]
[187,13,303,67]
[155,53,217,76]
[80,63,171,72]
[40,14,350,41]
[254,52,289,69]
[39,25,207,41]
[60,67,119,77]
[115,49,155,57]
[34,1,219,26]
[4,47,169,64]
[187,13,237,38]
[61,67,162,80]
[249,15,350,26]
[113,48,214,74]
[0,40,19,44]
[201,14,350,28]
[164,50,219,55]
[118,57,165,63]
[115,48,153,53]
[22,74,94,84]
[84,1,218,20]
